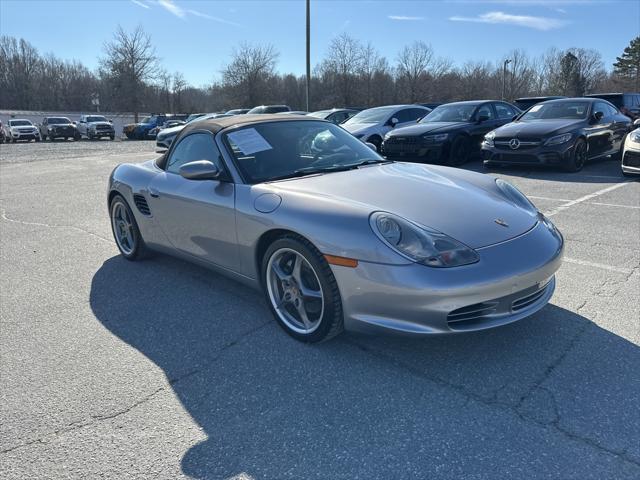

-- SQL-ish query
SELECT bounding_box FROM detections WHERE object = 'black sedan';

[482,98,631,172]
[381,100,520,166]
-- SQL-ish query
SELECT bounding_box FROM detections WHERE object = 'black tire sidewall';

[109,194,144,261]
[261,236,343,343]
[565,138,586,172]
[448,136,470,166]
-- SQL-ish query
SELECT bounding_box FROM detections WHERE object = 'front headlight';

[370,212,479,268]
[484,131,496,147]
[422,133,448,143]
[544,133,572,146]
[495,178,537,216]
[629,130,640,143]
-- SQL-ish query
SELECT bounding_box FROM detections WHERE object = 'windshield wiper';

[268,159,392,182]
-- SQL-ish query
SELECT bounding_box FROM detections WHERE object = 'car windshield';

[10,120,32,126]
[420,104,477,123]
[48,117,71,124]
[223,120,386,183]
[87,116,107,123]
[521,101,590,120]
[343,107,396,125]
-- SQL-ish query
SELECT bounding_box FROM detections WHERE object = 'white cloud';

[186,9,242,27]
[449,11,567,30]
[130,0,150,9]
[157,0,186,19]
[388,15,425,21]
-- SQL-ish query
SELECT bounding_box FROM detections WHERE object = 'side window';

[166,133,223,175]
[395,108,425,123]
[594,102,610,118]
[495,103,516,119]
[476,104,495,120]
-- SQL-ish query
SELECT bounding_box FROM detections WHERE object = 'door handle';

[149,188,160,198]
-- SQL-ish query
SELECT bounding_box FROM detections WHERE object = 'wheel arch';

[255,228,316,285]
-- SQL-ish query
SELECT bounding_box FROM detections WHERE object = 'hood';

[88,121,112,127]
[342,123,376,135]
[493,119,583,138]
[387,121,469,137]
[157,124,185,139]
[267,163,537,249]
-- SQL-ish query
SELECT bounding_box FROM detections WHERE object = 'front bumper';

[48,127,76,138]
[11,132,40,140]
[382,138,448,162]
[622,142,640,175]
[331,220,563,335]
[482,141,573,167]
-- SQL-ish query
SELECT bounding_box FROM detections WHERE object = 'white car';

[341,105,431,151]
[622,127,640,177]
[6,119,40,143]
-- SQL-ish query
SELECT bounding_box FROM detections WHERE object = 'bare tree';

[318,33,363,106]
[100,25,158,120]
[222,43,279,107]
[172,72,188,112]
[358,42,389,107]
[396,41,451,103]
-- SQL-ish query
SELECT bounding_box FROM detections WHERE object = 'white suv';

[7,119,41,143]
[342,105,430,151]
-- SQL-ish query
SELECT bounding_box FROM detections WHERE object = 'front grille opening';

[133,194,151,216]
[447,301,498,324]
[512,283,549,311]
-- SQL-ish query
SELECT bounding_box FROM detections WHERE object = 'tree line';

[1,27,638,119]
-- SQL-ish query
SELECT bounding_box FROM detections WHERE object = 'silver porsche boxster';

[108,114,564,342]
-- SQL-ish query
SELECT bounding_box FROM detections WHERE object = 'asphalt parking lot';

[1,139,638,479]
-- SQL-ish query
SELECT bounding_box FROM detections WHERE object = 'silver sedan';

[108,115,564,342]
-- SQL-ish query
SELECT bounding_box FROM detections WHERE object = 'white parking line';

[545,182,631,217]
[563,257,636,275]
[589,202,640,210]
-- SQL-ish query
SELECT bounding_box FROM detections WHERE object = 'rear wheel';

[448,136,470,167]
[109,194,148,261]
[262,236,343,342]
[564,138,587,172]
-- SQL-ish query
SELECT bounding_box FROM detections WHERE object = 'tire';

[110,135,115,141]
[41,134,47,141]
[448,136,470,167]
[367,135,382,153]
[109,194,148,261]
[12,138,16,143]
[35,137,40,142]
[262,235,344,343]
[88,133,94,140]
[564,138,587,172]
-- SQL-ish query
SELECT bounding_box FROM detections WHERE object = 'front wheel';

[262,236,344,342]
[109,194,147,261]
[448,136,470,166]
[564,138,587,172]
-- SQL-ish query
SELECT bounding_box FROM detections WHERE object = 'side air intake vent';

[133,194,151,216]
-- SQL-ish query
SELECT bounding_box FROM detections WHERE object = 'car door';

[587,101,614,158]
[494,102,518,127]
[147,131,239,270]
[468,103,500,146]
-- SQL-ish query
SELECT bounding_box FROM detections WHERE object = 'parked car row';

[0,115,116,143]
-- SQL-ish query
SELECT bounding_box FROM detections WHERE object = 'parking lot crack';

[0,207,112,244]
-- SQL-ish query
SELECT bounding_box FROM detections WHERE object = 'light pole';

[305,0,310,112]
[502,59,512,101]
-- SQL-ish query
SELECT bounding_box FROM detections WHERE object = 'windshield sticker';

[227,128,273,155]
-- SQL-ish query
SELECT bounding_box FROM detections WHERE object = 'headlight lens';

[629,129,640,143]
[422,133,448,143]
[495,178,537,216]
[544,133,572,146]
[370,212,479,268]
[484,131,495,147]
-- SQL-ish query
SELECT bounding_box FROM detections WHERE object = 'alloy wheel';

[111,200,136,255]
[266,248,325,334]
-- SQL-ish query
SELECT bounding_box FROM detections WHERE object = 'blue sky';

[1,0,638,87]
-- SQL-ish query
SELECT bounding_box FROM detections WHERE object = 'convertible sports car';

[108,115,564,342]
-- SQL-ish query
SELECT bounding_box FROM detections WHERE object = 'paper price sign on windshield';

[227,128,273,155]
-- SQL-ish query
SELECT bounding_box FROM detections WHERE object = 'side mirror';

[477,114,490,123]
[72,121,77,125]
[389,117,399,127]
[178,160,221,181]
[592,111,604,122]
[365,142,377,151]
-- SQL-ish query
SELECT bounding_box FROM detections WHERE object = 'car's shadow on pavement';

[90,255,640,479]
